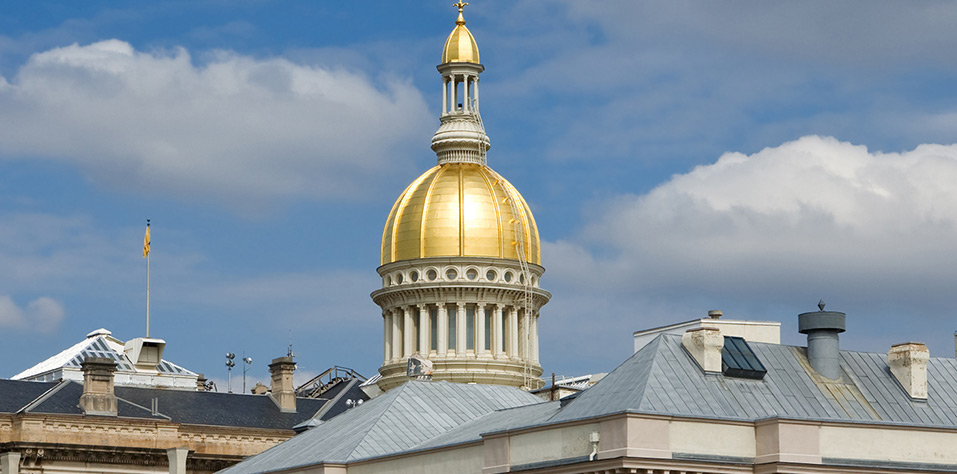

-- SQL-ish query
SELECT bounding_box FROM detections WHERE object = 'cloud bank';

[0,40,432,208]
[543,136,957,365]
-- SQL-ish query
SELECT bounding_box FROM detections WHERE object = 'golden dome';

[441,6,480,64]
[381,163,540,266]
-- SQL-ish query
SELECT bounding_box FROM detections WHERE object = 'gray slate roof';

[0,378,332,429]
[220,381,543,474]
[551,334,957,427]
[221,333,957,474]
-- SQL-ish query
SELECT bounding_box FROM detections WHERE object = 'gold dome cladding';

[442,2,480,64]
[381,163,541,266]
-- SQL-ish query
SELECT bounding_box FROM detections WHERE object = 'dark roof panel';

[0,379,59,412]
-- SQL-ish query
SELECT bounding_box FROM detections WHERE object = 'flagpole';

[146,219,151,338]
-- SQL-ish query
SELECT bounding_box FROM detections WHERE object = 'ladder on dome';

[478,110,535,390]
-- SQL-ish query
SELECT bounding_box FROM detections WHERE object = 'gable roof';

[220,381,544,474]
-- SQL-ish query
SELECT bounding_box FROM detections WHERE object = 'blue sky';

[4,1,957,387]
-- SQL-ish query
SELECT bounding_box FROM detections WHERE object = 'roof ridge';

[633,335,670,407]
[19,379,73,413]
[341,381,412,461]
[12,336,100,380]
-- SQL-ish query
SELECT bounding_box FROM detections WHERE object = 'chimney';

[80,357,118,416]
[888,342,929,400]
[196,373,207,392]
[707,309,722,319]
[268,356,297,413]
[798,302,845,380]
[682,327,723,373]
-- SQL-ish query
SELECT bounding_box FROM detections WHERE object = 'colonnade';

[382,302,539,365]
[441,73,479,115]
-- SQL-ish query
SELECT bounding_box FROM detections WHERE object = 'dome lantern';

[435,2,488,166]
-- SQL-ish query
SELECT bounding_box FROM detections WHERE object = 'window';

[466,307,475,350]
[466,268,478,280]
[410,270,419,282]
[486,269,497,281]
[446,268,458,280]
[448,305,456,350]
[430,308,438,351]
[427,269,437,281]
[484,309,492,351]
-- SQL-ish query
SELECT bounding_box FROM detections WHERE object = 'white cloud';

[541,136,957,366]
[0,295,65,332]
[552,136,957,294]
[0,40,432,209]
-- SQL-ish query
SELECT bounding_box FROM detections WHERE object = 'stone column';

[383,311,391,364]
[531,312,540,363]
[474,77,479,112]
[518,309,527,361]
[437,304,448,356]
[509,307,519,359]
[456,302,467,357]
[1,452,21,474]
[391,308,403,361]
[476,303,486,357]
[418,305,429,355]
[403,307,414,358]
[167,447,189,474]
[493,304,504,358]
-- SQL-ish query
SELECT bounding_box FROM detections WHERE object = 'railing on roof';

[295,366,366,399]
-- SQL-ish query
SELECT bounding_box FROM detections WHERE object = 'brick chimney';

[682,327,723,373]
[268,356,297,413]
[888,342,929,400]
[80,357,118,416]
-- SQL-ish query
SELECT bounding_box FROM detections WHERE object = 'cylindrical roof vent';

[798,301,846,380]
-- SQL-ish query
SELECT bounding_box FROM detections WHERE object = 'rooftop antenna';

[287,329,295,358]
[142,219,151,337]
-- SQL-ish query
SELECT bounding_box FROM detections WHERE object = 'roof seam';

[18,379,72,414]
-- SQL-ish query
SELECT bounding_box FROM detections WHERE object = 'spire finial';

[453,1,468,25]
[818,299,826,311]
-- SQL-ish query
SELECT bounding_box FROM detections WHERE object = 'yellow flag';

[143,225,151,258]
